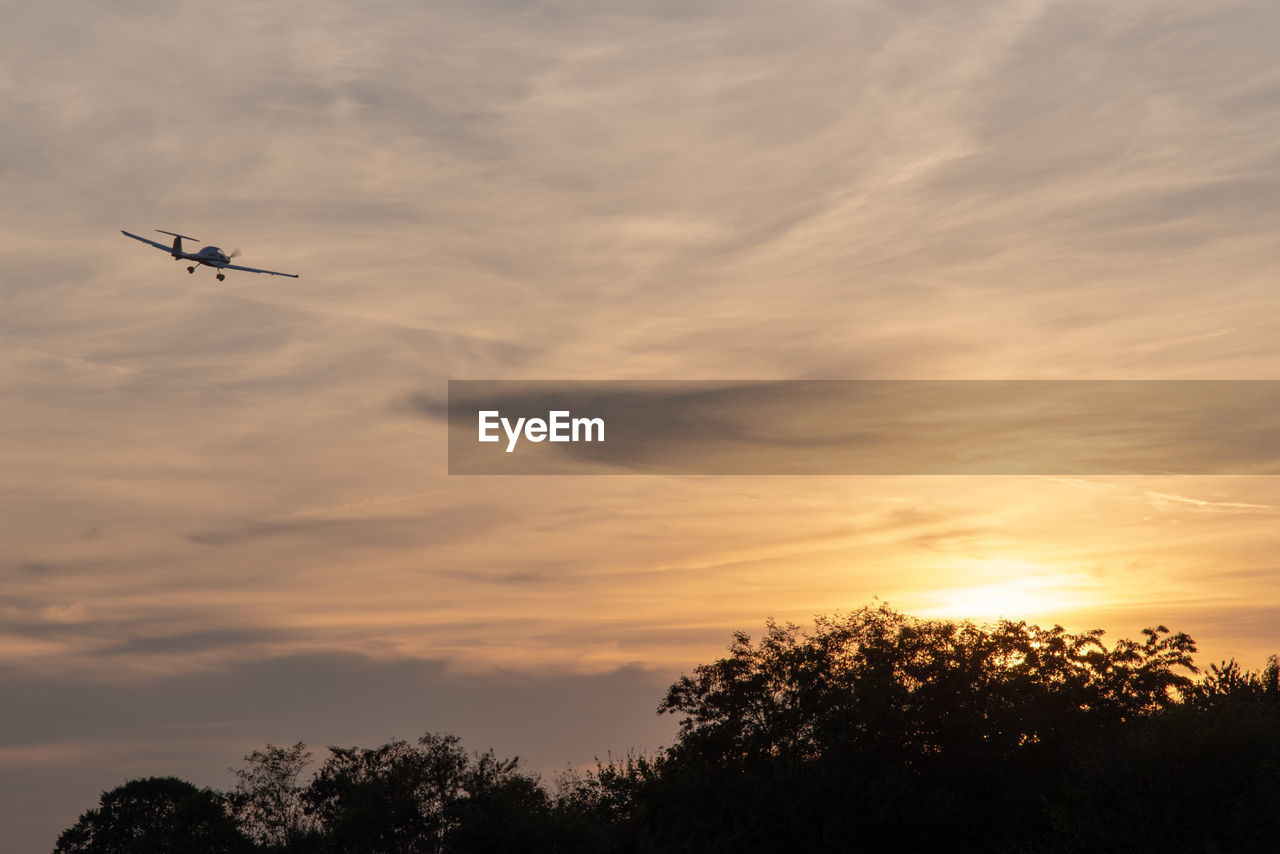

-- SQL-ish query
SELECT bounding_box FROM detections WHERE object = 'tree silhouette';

[651,604,1209,851]
[299,732,544,854]
[301,734,468,854]
[659,604,1199,764]
[50,604,1280,853]
[54,777,249,854]
[230,743,317,852]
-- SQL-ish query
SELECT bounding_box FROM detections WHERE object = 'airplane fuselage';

[173,245,233,266]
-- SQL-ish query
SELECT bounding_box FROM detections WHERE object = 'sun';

[915,559,1100,622]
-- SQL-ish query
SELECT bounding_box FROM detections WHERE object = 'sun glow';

[916,560,1101,622]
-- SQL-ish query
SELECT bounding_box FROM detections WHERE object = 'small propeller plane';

[121,229,299,280]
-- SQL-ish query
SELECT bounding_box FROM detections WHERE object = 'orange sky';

[4,0,1280,850]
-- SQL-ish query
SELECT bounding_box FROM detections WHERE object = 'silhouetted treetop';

[658,603,1199,765]
[301,732,535,854]
[230,742,315,852]
[54,777,249,854]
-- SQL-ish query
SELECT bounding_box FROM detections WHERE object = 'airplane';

[121,229,299,280]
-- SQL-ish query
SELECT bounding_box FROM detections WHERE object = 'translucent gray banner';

[443,380,1280,475]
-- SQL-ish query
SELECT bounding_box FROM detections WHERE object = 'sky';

[4,0,1280,849]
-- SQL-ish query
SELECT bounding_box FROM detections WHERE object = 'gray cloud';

[93,628,301,658]
[185,506,504,549]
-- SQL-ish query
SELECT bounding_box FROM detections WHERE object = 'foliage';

[52,605,1280,853]
[657,603,1199,768]
[230,742,316,852]
[291,731,573,853]
[54,777,249,854]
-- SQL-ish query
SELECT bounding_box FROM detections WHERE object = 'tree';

[651,604,1206,851]
[50,604,1277,854]
[1191,654,1280,705]
[446,754,556,854]
[658,604,1200,765]
[230,742,317,851]
[54,777,249,854]
[301,732,543,854]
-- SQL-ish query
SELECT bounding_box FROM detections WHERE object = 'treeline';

[56,604,1280,853]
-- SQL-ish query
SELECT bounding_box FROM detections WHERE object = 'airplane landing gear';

[216,273,225,281]
[187,266,196,273]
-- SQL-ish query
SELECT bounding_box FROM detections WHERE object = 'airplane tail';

[155,229,198,258]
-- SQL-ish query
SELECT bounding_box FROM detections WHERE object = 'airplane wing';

[121,230,174,252]
[217,262,300,278]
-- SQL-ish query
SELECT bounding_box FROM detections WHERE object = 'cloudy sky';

[5,0,1280,849]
